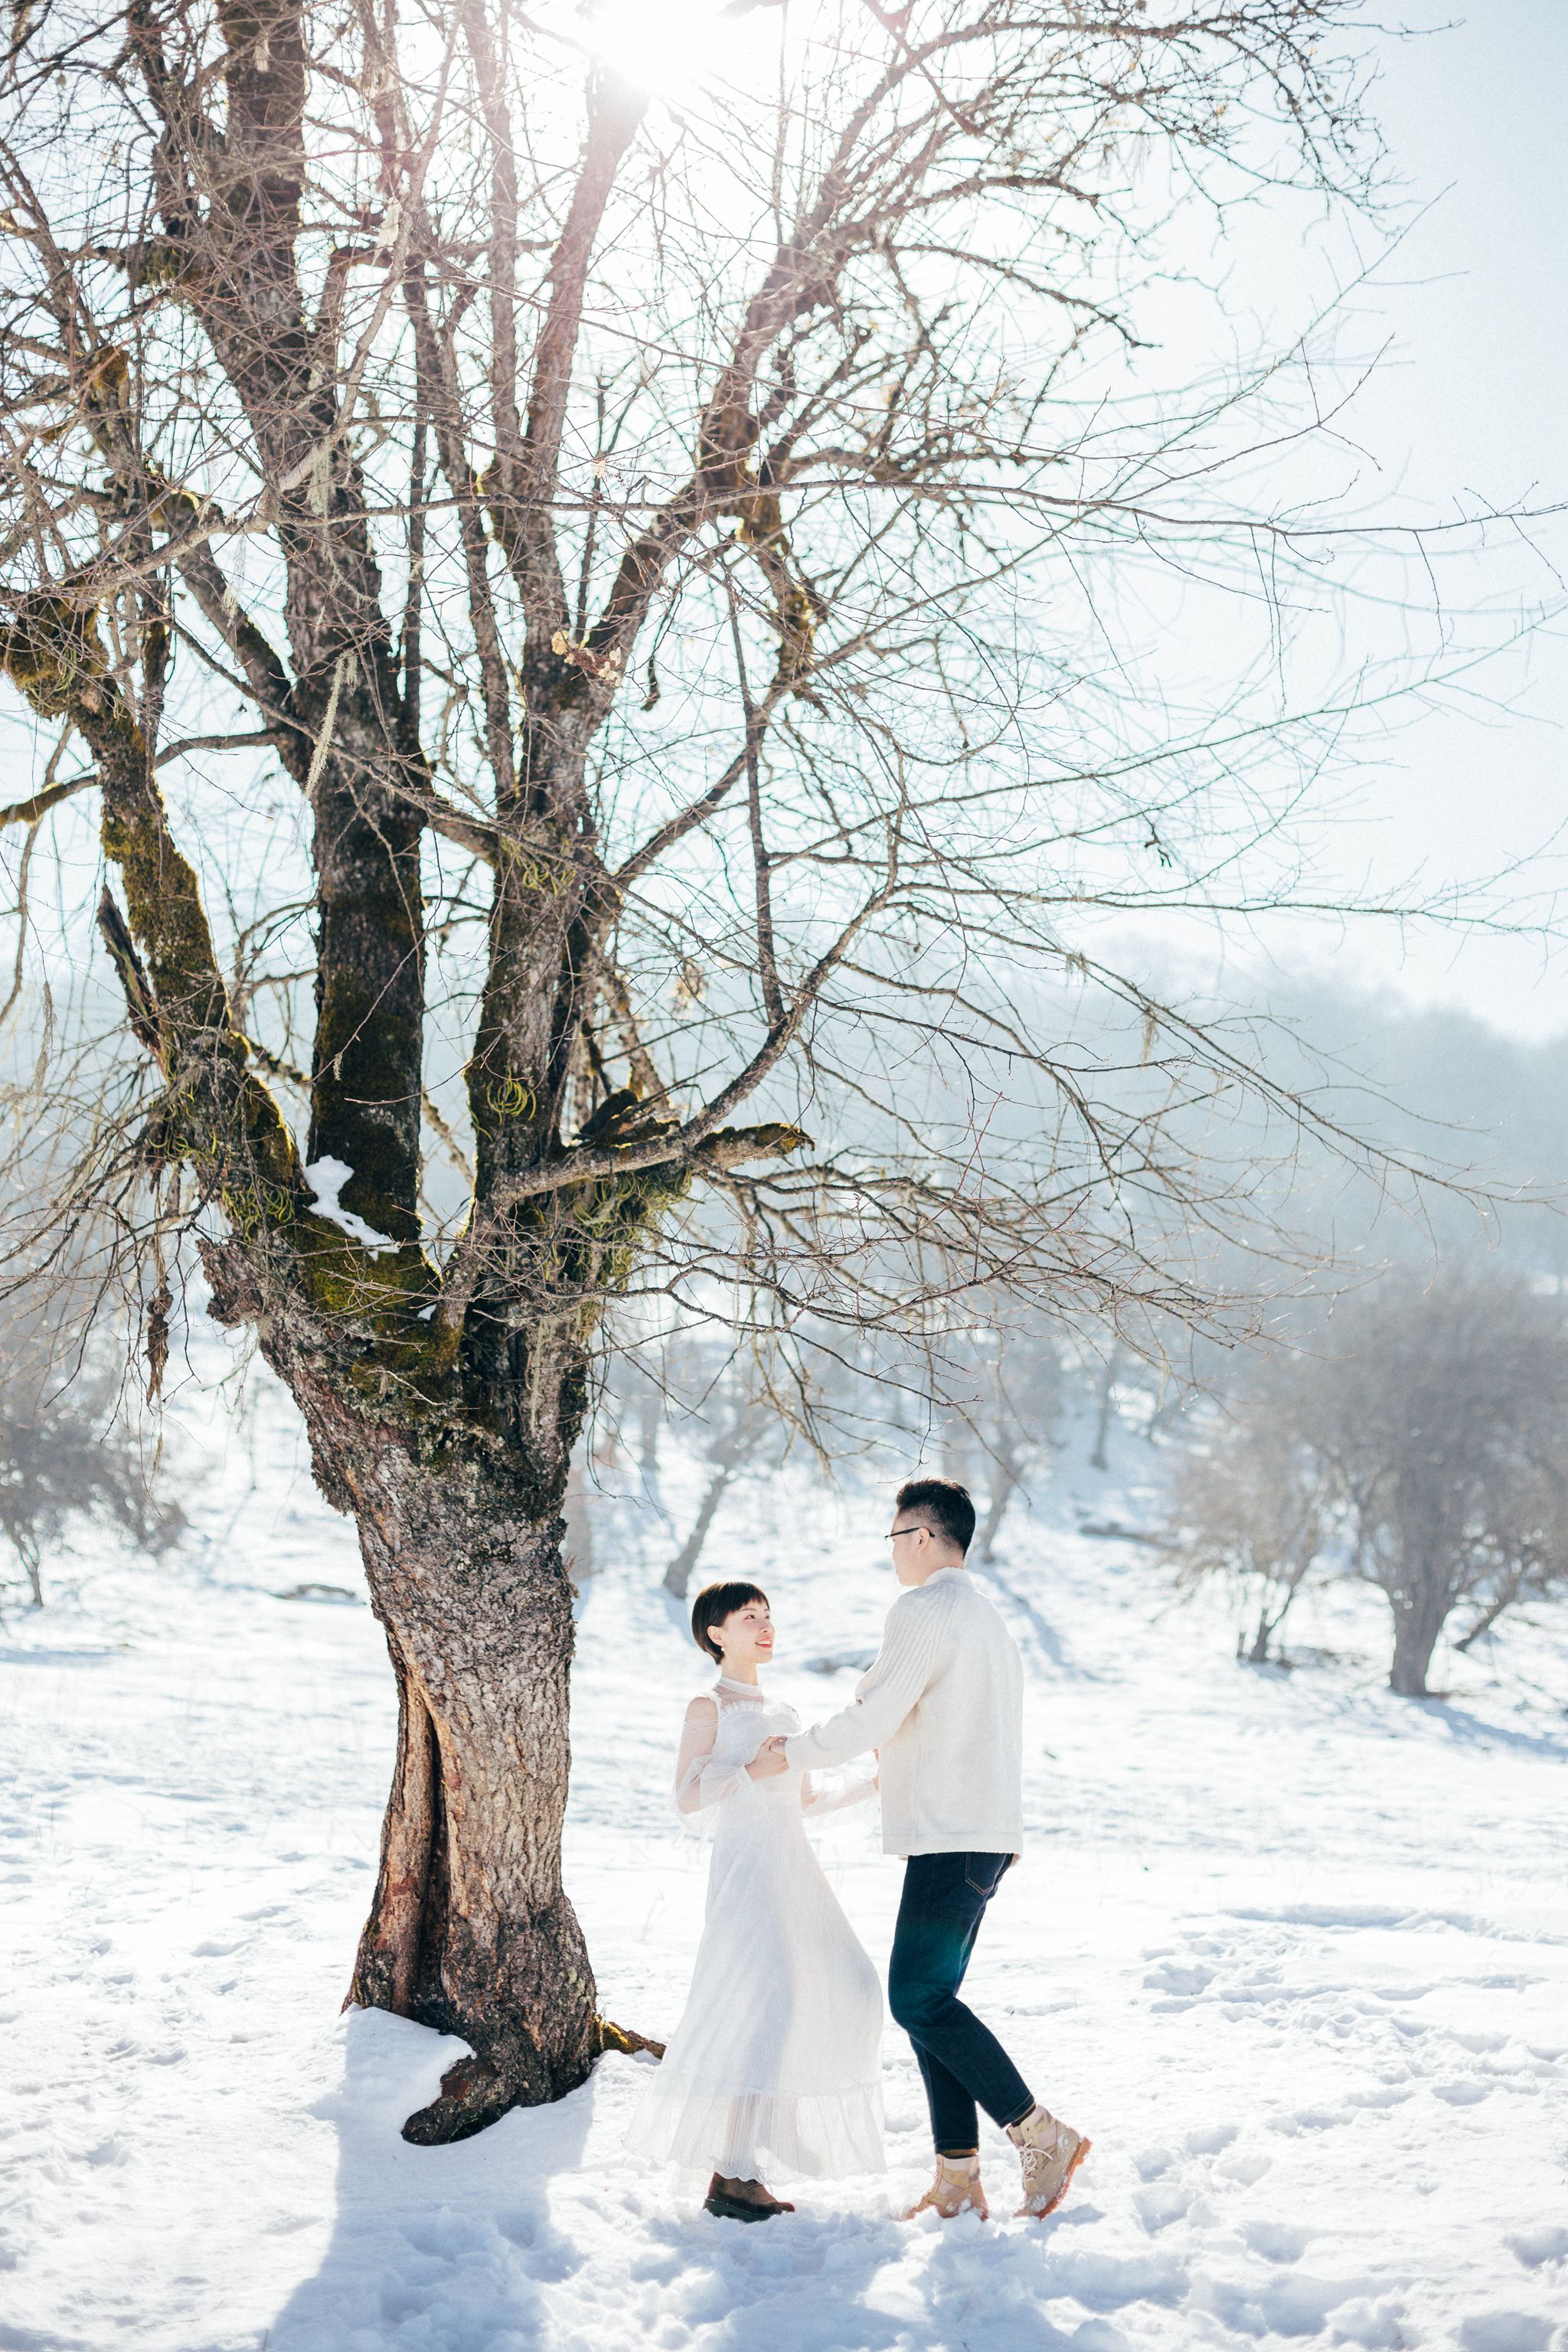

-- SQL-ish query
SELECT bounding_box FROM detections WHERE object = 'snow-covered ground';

[3,1356,1566,2352]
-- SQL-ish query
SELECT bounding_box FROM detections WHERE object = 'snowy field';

[3,1354,1567,2352]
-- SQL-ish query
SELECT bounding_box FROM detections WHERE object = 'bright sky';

[1216,0,1568,1037]
[603,1,1568,1044]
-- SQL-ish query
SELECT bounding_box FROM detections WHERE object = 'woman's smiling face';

[714,1599,775,1673]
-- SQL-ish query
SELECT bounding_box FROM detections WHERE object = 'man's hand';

[746,1736,790,1781]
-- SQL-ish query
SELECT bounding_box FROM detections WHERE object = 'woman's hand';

[746,1736,790,1781]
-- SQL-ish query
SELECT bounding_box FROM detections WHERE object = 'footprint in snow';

[1213,2148,1271,2187]
[1507,2226,1568,2269]
[1143,1961,1215,1998]
[1458,2315,1553,2352]
[1269,2104,1352,2135]
[1329,2292,1410,2349]
[1135,2184,1192,2235]
[1243,2218,1314,2264]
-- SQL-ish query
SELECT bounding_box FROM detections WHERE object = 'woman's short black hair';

[895,1475,976,1555]
[691,1579,769,1664]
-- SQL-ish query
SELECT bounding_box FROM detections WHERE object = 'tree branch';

[728,588,784,1031]
[489,63,647,630]
[0,771,94,829]
[0,596,302,1213]
[404,256,516,800]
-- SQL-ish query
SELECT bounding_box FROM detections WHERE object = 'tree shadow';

[974,1557,1080,1677]
[263,2006,595,2350]
[1405,1697,1568,1762]
[0,1641,122,1666]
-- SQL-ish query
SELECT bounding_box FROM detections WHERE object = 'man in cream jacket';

[779,1475,1089,2222]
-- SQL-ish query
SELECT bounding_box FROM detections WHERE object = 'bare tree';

[0,1291,184,1606]
[934,1319,1063,1560]
[1168,1269,1568,1692]
[560,1454,596,1586]
[635,1383,663,1513]
[662,1432,746,1601]
[1299,1271,1568,1697]
[660,1345,792,1599]
[0,2,1525,2134]
[1088,1345,1125,1475]
[1165,1380,1331,1664]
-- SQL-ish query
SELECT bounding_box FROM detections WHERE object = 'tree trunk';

[1089,1348,1122,1472]
[1387,1573,1451,1698]
[563,1462,596,1587]
[318,1423,599,2142]
[1246,1574,1304,1664]
[976,1462,1020,1562]
[638,1392,662,1508]
[663,1466,731,1599]
[1246,1602,1273,1664]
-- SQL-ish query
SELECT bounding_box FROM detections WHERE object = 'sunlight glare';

[580,0,763,103]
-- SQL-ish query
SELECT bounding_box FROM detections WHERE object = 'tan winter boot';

[1008,2104,1090,2219]
[903,2152,989,2222]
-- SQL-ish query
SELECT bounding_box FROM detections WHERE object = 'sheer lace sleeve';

[673,1694,751,1829]
[800,1769,877,1820]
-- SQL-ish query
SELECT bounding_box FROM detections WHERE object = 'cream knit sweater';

[782,1566,1024,1857]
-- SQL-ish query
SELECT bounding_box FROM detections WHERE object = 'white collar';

[716,1674,766,1699]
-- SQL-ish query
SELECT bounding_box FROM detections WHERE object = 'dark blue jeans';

[888,1851,1034,2156]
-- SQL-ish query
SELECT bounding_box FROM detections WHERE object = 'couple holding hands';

[627,1475,1090,2226]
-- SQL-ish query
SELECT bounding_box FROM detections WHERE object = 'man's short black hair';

[691,1579,769,1663]
[895,1476,976,1556]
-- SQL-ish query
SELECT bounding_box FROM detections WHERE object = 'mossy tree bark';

[188,1177,693,2135]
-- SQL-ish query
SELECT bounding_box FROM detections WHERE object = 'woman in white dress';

[627,1579,885,2220]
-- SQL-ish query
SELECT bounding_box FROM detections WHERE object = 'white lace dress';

[626,1677,886,2180]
